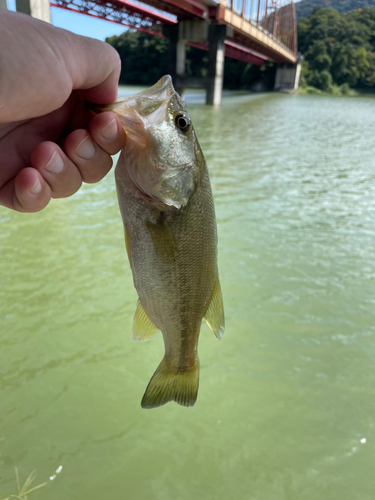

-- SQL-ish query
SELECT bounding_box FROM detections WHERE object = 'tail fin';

[141,358,199,409]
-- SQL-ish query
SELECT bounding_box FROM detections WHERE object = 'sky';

[6,0,128,40]
[50,8,127,40]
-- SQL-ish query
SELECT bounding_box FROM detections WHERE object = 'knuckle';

[82,155,112,184]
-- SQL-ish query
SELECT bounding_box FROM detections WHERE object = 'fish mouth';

[138,75,174,101]
[114,76,177,141]
[91,76,177,124]
[119,75,175,110]
[135,76,176,118]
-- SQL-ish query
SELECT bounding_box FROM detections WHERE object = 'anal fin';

[124,224,132,263]
[204,278,225,340]
[132,300,159,342]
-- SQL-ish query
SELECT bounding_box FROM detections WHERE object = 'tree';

[297,7,375,91]
[295,0,375,21]
[106,30,276,90]
[106,31,169,85]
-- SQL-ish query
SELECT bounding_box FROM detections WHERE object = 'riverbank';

[283,85,375,97]
[119,83,375,103]
[296,84,358,97]
[118,85,255,105]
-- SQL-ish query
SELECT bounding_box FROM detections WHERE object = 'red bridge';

[16,0,299,104]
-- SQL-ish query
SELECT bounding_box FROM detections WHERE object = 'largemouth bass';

[105,75,224,408]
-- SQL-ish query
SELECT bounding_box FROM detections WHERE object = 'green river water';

[1,91,375,499]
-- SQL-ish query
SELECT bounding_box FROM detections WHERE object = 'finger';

[64,129,113,184]
[88,112,126,155]
[31,142,82,199]
[0,167,51,212]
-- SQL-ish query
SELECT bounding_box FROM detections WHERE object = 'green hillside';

[295,0,375,20]
[298,7,375,90]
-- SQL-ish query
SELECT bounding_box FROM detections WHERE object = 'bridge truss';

[50,0,174,36]
[51,0,297,64]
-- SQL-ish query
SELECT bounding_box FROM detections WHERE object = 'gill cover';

[113,76,197,209]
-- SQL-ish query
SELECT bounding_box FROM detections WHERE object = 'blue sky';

[50,8,127,40]
[6,0,127,40]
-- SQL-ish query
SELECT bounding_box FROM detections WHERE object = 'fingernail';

[44,151,64,174]
[30,177,42,195]
[102,118,118,141]
[76,135,95,160]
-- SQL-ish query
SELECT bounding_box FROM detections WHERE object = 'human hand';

[0,10,126,212]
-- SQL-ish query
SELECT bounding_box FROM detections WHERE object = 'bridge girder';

[51,0,297,64]
[51,0,275,65]
[51,0,175,36]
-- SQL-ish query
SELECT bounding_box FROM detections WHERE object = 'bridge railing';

[225,0,296,54]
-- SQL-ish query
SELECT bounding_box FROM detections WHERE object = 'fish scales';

[103,76,224,408]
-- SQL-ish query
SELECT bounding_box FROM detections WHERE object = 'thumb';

[67,34,121,104]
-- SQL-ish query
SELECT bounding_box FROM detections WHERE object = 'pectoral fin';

[132,300,159,342]
[204,278,225,340]
[146,215,177,263]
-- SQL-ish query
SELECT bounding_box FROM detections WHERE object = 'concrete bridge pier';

[274,59,302,91]
[206,24,229,106]
[15,0,51,22]
[163,21,208,101]
[163,21,232,105]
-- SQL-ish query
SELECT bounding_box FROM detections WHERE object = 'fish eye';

[175,113,191,132]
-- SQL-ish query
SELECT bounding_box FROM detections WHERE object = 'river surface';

[1,91,375,499]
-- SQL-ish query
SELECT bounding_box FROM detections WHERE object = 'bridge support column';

[0,0,8,10]
[163,21,208,100]
[164,21,232,105]
[274,60,301,91]
[16,0,51,22]
[206,25,227,106]
[163,24,184,98]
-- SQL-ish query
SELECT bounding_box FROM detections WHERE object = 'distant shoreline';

[290,86,375,97]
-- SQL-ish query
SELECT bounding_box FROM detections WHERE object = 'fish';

[103,75,224,408]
